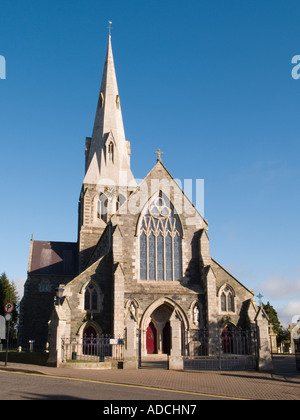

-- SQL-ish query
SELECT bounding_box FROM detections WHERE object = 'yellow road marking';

[0,369,250,400]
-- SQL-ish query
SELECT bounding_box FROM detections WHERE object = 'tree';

[263,301,287,345]
[263,302,281,334]
[0,272,19,338]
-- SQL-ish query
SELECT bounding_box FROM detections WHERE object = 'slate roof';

[29,240,78,276]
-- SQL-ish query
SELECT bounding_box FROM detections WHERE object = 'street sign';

[4,303,14,314]
[0,316,5,339]
[4,313,12,322]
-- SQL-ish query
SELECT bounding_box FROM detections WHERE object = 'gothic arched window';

[220,285,235,313]
[84,283,99,312]
[139,193,182,281]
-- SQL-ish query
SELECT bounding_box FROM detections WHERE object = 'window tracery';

[139,193,182,281]
[220,285,235,313]
[84,283,99,312]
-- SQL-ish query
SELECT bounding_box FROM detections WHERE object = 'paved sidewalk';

[0,356,299,400]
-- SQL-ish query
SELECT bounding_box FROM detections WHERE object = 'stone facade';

[20,35,272,370]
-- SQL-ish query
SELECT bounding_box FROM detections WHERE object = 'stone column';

[124,317,138,369]
[113,265,125,337]
[205,267,219,356]
[255,308,273,372]
[47,312,59,367]
[169,311,183,370]
[47,306,67,367]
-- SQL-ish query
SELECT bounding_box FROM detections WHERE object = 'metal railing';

[183,328,257,371]
[61,334,124,362]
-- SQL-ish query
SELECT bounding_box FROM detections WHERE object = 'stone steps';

[142,354,169,362]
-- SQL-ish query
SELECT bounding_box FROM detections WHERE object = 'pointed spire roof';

[84,35,135,188]
[91,35,126,145]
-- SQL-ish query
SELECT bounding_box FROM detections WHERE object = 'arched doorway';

[222,326,233,354]
[150,304,173,355]
[146,322,157,354]
[140,298,189,359]
[83,325,98,355]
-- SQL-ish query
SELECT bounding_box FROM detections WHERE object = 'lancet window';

[84,283,99,312]
[220,285,235,313]
[108,141,114,162]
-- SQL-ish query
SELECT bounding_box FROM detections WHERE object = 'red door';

[146,322,157,354]
[222,327,233,354]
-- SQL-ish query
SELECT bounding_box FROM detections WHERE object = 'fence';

[61,334,124,362]
[183,328,257,371]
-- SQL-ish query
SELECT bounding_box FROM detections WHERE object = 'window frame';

[138,193,183,282]
[219,284,236,314]
[84,282,100,313]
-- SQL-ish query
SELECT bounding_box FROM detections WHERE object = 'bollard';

[29,340,35,353]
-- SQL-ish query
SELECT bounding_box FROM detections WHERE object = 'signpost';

[4,302,14,366]
[0,316,5,352]
[4,303,14,314]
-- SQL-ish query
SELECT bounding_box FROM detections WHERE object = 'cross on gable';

[257,293,264,306]
[155,148,164,162]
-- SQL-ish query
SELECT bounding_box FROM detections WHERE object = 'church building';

[19,35,272,370]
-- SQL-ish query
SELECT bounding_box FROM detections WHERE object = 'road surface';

[0,369,240,401]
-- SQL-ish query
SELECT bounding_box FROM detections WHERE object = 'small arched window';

[84,283,99,312]
[220,285,235,313]
[97,193,108,223]
[108,141,114,162]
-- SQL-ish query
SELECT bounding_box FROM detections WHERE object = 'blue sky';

[0,0,300,327]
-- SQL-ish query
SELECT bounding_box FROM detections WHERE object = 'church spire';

[84,34,135,188]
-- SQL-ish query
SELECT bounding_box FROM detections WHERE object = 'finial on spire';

[155,148,164,162]
[108,21,113,37]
